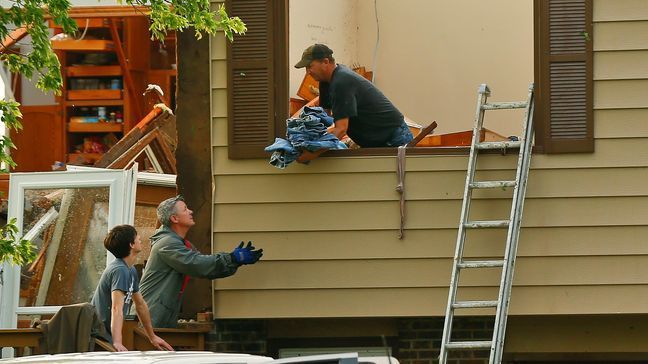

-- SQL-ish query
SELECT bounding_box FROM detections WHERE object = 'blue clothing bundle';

[265,106,347,169]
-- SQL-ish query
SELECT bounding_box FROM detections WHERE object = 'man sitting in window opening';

[91,224,174,351]
[139,195,263,328]
[295,43,413,163]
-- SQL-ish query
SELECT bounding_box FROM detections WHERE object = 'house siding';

[210,0,648,321]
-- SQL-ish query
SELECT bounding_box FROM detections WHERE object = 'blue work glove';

[230,241,263,265]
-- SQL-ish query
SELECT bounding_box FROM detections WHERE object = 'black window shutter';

[227,0,285,159]
[535,0,593,153]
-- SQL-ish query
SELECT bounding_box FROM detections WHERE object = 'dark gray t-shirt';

[320,64,404,147]
[91,258,139,341]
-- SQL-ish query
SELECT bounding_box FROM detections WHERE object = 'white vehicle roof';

[0,351,399,364]
[0,351,274,364]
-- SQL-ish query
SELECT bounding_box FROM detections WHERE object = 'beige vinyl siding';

[210,1,648,318]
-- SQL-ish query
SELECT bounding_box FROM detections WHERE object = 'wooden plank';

[594,0,648,21]
[68,122,123,133]
[64,99,123,107]
[0,329,42,348]
[212,255,648,290]
[136,184,176,206]
[147,134,177,174]
[51,39,115,51]
[45,189,97,305]
[36,189,73,306]
[26,225,55,306]
[213,225,648,260]
[595,79,648,109]
[107,128,174,171]
[213,167,648,203]
[47,6,150,19]
[212,285,648,318]
[594,22,648,51]
[94,107,172,168]
[66,89,122,101]
[109,19,142,120]
[133,326,209,351]
[594,51,648,81]
[595,109,648,139]
[0,27,28,53]
[66,65,122,77]
[212,196,648,232]
[177,29,212,318]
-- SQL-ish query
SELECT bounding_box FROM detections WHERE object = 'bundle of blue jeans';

[265,106,347,169]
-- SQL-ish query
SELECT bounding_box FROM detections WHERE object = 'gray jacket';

[139,226,239,328]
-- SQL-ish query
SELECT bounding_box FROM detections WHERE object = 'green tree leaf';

[0,0,245,267]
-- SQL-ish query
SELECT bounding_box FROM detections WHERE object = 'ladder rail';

[490,84,535,364]
[439,85,491,364]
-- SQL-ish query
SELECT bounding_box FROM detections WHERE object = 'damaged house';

[3,0,648,363]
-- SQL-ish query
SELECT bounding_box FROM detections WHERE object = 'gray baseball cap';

[294,43,334,68]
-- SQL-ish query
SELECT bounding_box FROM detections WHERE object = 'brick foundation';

[206,317,493,364]
[207,319,268,355]
[397,317,494,364]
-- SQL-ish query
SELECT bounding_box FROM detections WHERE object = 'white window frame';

[0,167,137,340]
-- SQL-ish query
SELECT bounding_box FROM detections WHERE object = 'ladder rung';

[469,180,516,189]
[452,300,499,309]
[464,220,510,228]
[458,260,505,268]
[482,102,527,110]
[444,341,493,350]
[476,141,522,150]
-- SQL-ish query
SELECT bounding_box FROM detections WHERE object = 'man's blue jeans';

[385,123,414,147]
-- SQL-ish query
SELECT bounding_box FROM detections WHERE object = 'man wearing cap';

[295,43,413,162]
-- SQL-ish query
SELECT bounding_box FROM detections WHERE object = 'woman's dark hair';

[104,224,138,258]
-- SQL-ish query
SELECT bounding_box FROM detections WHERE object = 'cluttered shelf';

[64,99,123,106]
[68,122,123,133]
[51,39,115,52]
[66,65,122,77]
[67,89,122,101]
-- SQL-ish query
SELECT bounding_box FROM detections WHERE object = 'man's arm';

[157,240,239,280]
[132,292,174,351]
[297,118,349,163]
[328,118,349,139]
[110,290,128,351]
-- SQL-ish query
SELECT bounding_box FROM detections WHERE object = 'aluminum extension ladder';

[439,83,535,364]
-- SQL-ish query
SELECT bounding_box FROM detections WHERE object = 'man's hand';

[150,334,174,351]
[297,150,325,164]
[230,241,263,265]
[113,342,129,352]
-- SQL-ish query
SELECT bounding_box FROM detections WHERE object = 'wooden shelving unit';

[51,16,150,165]
[66,65,122,77]
[68,122,123,133]
[51,40,115,51]
[11,12,177,171]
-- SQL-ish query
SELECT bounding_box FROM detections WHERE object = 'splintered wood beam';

[108,18,143,120]
[147,136,177,174]
[36,189,74,306]
[25,225,55,307]
[0,27,28,53]
[406,121,438,147]
[94,107,164,168]
[44,189,97,306]
[107,127,176,174]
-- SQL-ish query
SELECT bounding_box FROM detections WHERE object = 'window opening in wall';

[285,0,534,156]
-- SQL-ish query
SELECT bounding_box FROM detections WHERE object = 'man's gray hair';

[157,195,185,227]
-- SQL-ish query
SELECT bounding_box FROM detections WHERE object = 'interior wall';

[288,0,358,98]
[356,0,533,136]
